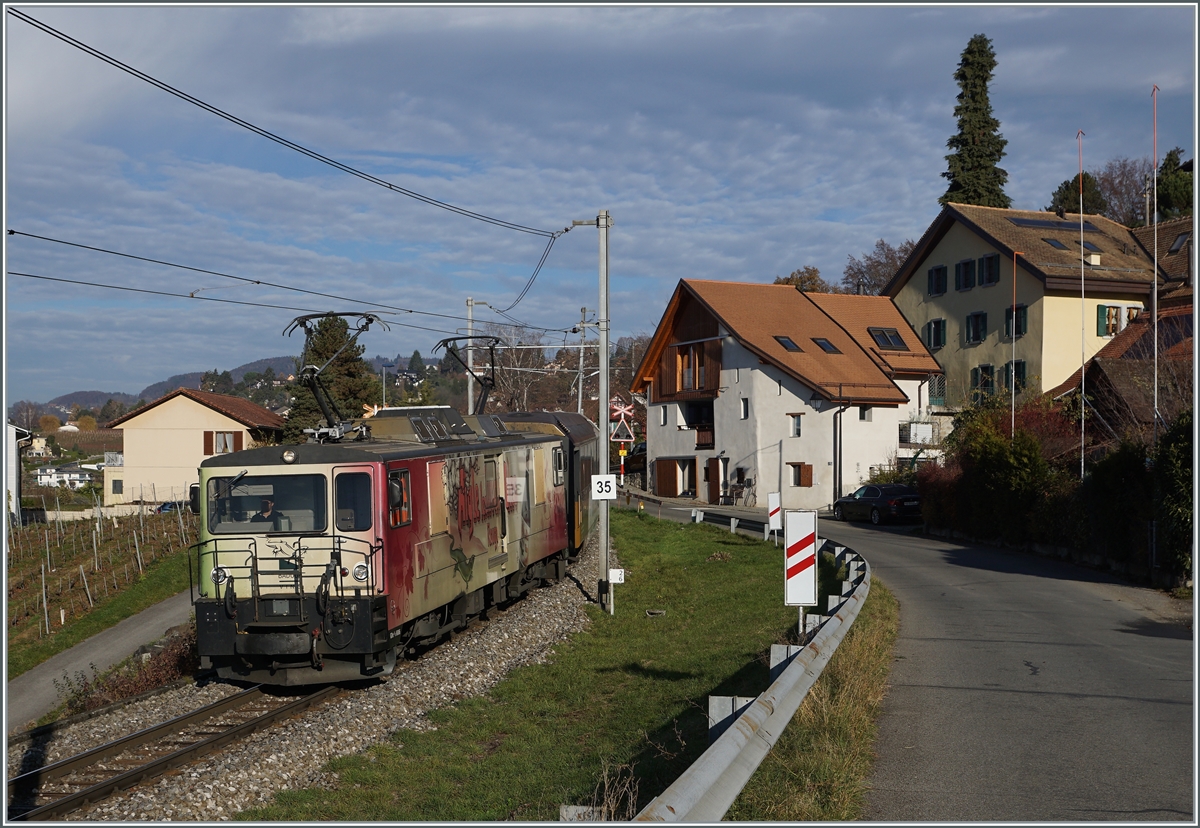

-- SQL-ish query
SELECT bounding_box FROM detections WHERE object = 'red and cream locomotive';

[189,315,599,685]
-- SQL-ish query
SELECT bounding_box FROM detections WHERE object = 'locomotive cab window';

[336,472,373,532]
[206,474,327,534]
[388,469,411,527]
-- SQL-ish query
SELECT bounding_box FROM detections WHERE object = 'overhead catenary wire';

[7,229,577,335]
[7,7,572,312]
[6,270,464,338]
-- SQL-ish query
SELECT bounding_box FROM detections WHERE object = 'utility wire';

[7,7,572,311]
[7,229,576,334]
[7,270,465,337]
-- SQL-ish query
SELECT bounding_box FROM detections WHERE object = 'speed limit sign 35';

[591,474,617,500]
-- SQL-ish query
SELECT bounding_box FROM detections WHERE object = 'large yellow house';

[104,388,284,506]
[884,204,1161,407]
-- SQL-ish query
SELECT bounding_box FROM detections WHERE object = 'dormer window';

[868,327,909,350]
[774,336,802,352]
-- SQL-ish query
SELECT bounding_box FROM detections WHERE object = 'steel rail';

[635,542,870,822]
[7,684,340,821]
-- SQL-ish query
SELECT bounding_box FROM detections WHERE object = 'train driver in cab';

[251,497,278,529]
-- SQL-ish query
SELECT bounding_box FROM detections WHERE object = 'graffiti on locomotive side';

[441,453,503,584]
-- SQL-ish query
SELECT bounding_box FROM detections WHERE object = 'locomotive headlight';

[281,449,297,464]
[352,562,369,582]
[210,566,230,586]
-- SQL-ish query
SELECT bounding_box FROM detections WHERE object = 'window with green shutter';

[955,260,976,291]
[927,265,947,296]
[1005,305,1028,338]
[966,312,987,343]
[978,253,1000,286]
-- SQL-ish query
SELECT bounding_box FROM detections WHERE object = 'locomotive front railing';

[190,534,381,611]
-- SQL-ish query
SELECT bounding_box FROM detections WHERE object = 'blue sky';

[4,5,1195,405]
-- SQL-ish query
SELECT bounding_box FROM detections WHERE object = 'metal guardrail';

[635,539,870,822]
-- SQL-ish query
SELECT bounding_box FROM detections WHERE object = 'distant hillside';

[137,373,205,401]
[228,356,298,383]
[16,357,304,423]
[47,390,141,411]
[137,357,296,401]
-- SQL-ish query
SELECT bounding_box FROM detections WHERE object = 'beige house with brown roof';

[104,388,284,506]
[630,280,941,510]
[884,204,1161,408]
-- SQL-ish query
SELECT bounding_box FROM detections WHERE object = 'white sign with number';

[591,474,617,500]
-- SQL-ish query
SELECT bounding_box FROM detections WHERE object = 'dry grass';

[726,578,900,821]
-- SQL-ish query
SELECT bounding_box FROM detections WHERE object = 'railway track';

[6,684,341,821]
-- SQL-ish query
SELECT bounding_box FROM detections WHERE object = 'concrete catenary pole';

[575,211,613,614]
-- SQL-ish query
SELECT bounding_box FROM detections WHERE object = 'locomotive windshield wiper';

[215,470,248,500]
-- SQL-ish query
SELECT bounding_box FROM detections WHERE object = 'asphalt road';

[6,590,195,732]
[818,519,1194,822]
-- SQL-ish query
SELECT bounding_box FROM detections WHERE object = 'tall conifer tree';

[940,34,1011,208]
[283,315,381,443]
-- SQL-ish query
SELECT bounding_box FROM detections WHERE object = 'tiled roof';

[1131,216,1193,282]
[886,204,1159,297]
[109,387,285,430]
[633,280,942,405]
[1047,303,1193,398]
[804,293,942,378]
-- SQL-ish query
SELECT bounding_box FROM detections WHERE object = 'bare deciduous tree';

[1094,156,1153,228]
[773,266,835,293]
[841,238,916,295]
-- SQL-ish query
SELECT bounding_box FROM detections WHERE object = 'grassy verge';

[6,516,194,676]
[241,510,897,822]
[728,575,899,819]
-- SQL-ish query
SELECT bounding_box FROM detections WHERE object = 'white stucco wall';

[648,337,907,510]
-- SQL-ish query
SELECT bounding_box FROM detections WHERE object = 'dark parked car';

[832,484,921,525]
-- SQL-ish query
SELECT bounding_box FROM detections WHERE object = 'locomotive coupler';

[310,628,323,670]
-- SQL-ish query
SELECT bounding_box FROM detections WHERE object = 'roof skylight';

[774,336,802,352]
[868,327,909,351]
[812,338,841,354]
[1043,238,1069,250]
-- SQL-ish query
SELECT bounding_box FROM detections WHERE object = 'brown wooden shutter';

[233,432,244,452]
[654,458,678,498]
[800,463,813,488]
[706,458,721,503]
[704,338,722,392]
[203,431,213,455]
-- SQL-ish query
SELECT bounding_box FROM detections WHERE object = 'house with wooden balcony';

[630,279,942,510]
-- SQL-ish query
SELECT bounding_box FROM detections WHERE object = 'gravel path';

[7,536,607,821]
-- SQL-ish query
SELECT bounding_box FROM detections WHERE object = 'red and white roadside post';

[767,492,782,546]
[784,510,819,634]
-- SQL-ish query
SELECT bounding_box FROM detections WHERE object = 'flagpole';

[1078,130,1086,481]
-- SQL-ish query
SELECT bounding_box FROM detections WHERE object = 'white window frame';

[740,398,749,420]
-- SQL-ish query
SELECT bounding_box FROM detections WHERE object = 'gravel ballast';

[7,535,607,821]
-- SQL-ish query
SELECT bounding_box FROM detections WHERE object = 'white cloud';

[5,5,1194,403]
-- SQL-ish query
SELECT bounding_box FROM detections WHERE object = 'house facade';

[630,280,942,510]
[104,388,284,505]
[7,424,31,519]
[34,465,94,489]
[884,204,1160,408]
